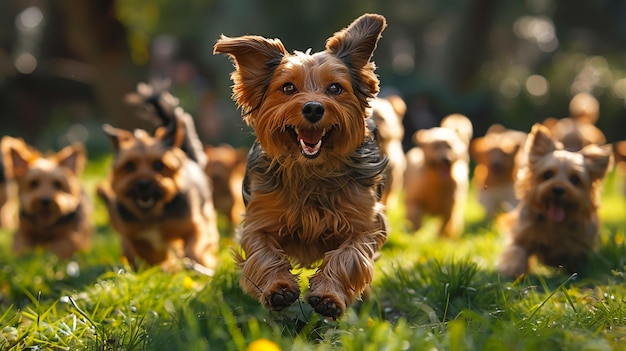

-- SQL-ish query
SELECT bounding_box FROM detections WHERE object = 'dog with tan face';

[404,114,473,238]
[97,84,219,273]
[214,14,388,319]
[497,123,613,277]
[1,137,92,258]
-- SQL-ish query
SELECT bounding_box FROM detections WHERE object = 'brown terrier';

[1,136,92,258]
[204,144,248,231]
[214,14,388,319]
[470,124,527,220]
[368,94,406,206]
[497,123,612,277]
[404,114,473,238]
[97,84,219,273]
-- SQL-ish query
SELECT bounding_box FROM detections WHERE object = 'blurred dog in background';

[1,136,92,258]
[97,83,219,274]
[204,143,248,232]
[497,123,612,277]
[470,124,526,220]
[404,114,473,238]
[368,94,406,207]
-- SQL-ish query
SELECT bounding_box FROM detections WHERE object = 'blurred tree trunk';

[59,0,146,131]
[445,0,499,93]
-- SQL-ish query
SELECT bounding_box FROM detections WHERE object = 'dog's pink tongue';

[548,203,566,222]
[298,128,323,144]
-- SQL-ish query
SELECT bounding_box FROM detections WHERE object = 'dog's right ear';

[1,136,37,178]
[526,123,556,163]
[213,35,287,120]
[102,124,134,151]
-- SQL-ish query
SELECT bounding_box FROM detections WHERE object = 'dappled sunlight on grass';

[1,164,626,350]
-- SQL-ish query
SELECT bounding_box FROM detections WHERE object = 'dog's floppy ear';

[581,144,614,182]
[326,13,386,104]
[102,124,134,151]
[526,123,557,164]
[1,136,38,178]
[56,143,87,176]
[213,35,287,120]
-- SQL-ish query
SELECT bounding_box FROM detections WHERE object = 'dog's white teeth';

[299,139,322,156]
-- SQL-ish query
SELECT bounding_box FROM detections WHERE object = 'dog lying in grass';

[497,123,613,277]
[404,114,473,238]
[214,13,388,319]
[97,83,219,273]
[1,136,92,258]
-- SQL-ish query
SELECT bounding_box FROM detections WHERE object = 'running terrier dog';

[97,83,219,273]
[1,136,92,258]
[404,114,473,238]
[496,123,612,277]
[214,13,388,319]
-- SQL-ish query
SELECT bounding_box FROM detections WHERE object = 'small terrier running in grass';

[97,83,219,274]
[496,123,613,277]
[404,114,473,238]
[1,136,92,258]
[470,124,527,220]
[214,13,388,319]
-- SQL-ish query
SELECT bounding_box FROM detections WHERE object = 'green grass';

[2,161,626,350]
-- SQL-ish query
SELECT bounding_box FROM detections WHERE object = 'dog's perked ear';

[55,144,87,176]
[325,13,386,104]
[102,124,134,151]
[213,35,288,120]
[581,144,614,182]
[1,136,38,178]
[526,123,557,165]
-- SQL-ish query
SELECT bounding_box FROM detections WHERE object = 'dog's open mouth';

[546,200,566,223]
[130,180,163,210]
[289,126,329,159]
[136,196,156,209]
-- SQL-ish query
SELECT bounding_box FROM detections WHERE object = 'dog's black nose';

[552,186,565,198]
[136,179,152,192]
[40,198,52,208]
[302,101,324,123]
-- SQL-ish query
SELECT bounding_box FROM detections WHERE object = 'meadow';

[1,155,626,351]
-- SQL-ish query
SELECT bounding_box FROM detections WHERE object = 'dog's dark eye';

[569,174,581,185]
[282,83,297,95]
[326,83,342,95]
[124,161,136,173]
[153,160,164,172]
[28,179,39,189]
[53,180,62,190]
[542,170,554,180]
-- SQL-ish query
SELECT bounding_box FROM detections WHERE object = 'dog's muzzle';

[130,178,163,210]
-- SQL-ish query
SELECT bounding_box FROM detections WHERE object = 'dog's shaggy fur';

[214,14,388,319]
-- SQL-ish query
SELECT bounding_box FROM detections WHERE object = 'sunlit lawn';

[1,158,626,350]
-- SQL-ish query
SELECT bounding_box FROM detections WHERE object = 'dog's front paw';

[496,244,529,277]
[263,283,300,311]
[307,294,346,319]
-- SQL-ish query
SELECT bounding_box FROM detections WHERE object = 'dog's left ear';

[326,14,386,103]
[527,123,557,164]
[581,144,614,181]
[56,143,87,176]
